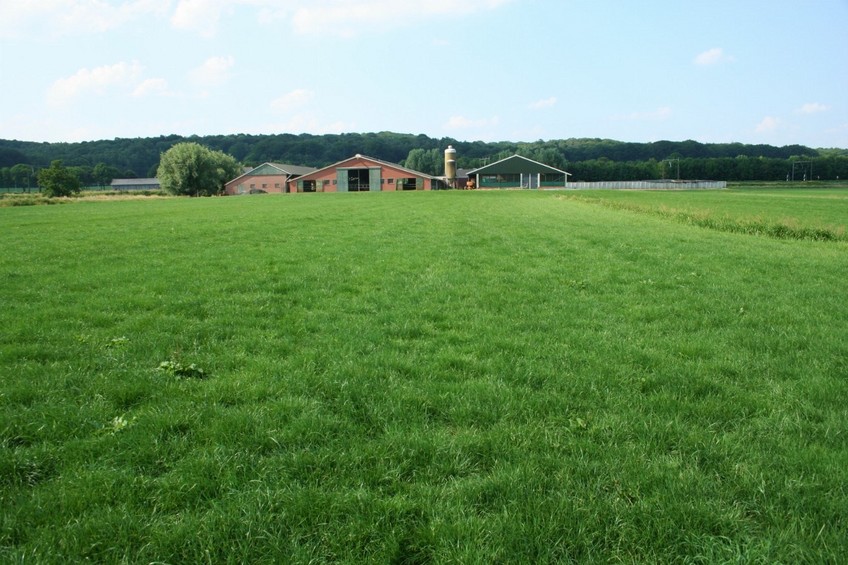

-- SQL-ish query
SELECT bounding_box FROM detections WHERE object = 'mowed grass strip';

[1,190,846,562]
[560,185,848,241]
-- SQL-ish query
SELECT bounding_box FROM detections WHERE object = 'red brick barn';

[287,154,439,193]
[225,163,317,195]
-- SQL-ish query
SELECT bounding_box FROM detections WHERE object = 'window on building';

[400,178,417,190]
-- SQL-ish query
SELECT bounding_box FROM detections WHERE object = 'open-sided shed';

[467,154,570,189]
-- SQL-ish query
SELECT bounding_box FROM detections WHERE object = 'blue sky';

[1,0,846,148]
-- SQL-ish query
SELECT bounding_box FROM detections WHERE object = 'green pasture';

[1,189,846,562]
[559,185,848,241]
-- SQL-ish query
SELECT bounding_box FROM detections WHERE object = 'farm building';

[110,178,161,190]
[467,154,571,189]
[287,154,439,193]
[225,162,317,195]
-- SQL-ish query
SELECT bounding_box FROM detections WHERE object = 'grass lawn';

[2,189,847,562]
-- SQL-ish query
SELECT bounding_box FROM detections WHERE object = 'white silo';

[444,145,457,187]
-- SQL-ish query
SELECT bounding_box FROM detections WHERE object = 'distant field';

[559,185,848,241]
[2,190,846,562]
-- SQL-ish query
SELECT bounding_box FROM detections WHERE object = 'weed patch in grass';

[156,360,208,379]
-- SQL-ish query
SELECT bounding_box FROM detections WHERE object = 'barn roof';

[267,163,318,176]
[110,177,160,187]
[227,163,315,184]
[467,154,570,176]
[227,162,317,185]
[294,154,437,182]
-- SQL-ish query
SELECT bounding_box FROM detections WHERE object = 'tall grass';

[559,186,848,242]
[0,190,166,207]
[2,190,846,562]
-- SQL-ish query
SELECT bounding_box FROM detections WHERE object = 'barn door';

[369,168,381,192]
[337,169,349,192]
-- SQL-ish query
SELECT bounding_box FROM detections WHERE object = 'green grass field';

[2,188,847,562]
[559,184,848,241]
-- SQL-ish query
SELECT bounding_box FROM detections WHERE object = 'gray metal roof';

[295,154,438,182]
[110,178,160,187]
[268,163,318,176]
[226,162,317,186]
[467,154,570,176]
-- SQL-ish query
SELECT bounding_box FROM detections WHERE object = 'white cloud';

[2,0,515,39]
[271,88,315,112]
[755,116,781,133]
[0,0,167,39]
[290,0,515,36]
[190,56,235,87]
[529,97,557,110]
[694,47,734,66]
[171,0,234,37]
[445,115,500,130]
[132,78,172,98]
[48,61,142,105]
[798,102,829,114]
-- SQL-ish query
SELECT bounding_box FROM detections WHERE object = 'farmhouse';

[287,154,440,193]
[225,162,317,195]
[110,178,161,190]
[467,154,571,189]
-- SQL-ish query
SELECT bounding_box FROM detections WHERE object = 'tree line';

[2,133,847,188]
[0,161,129,191]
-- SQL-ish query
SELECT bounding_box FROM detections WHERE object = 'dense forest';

[1,132,847,188]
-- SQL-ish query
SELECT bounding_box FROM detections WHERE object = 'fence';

[557,180,727,190]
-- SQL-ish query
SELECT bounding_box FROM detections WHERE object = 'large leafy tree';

[10,163,35,191]
[403,148,443,176]
[37,160,81,197]
[157,142,241,196]
[93,162,121,188]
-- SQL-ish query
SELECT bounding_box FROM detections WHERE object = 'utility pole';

[664,158,680,181]
[791,160,812,182]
